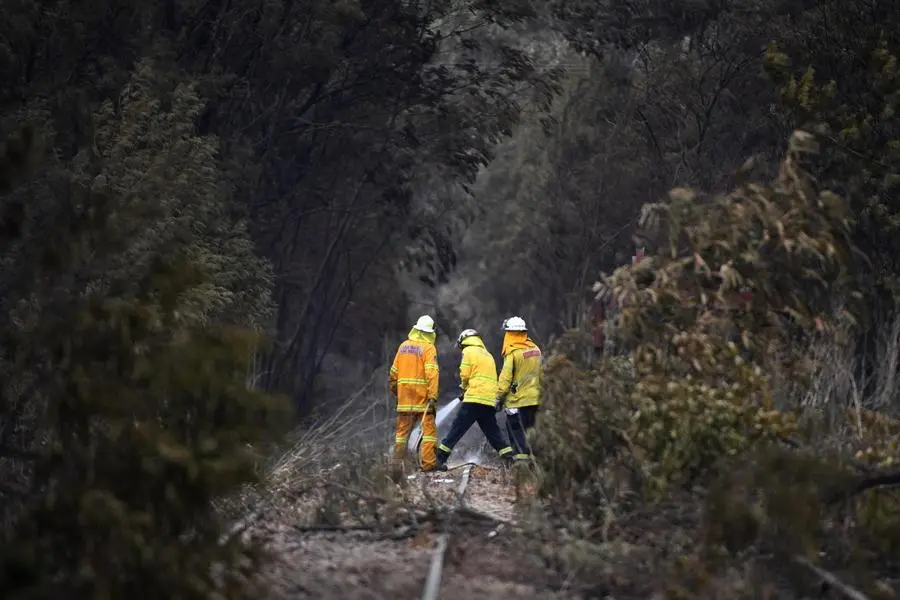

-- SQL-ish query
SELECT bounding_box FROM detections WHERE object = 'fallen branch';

[849,468,900,496]
[455,506,507,525]
[413,505,506,529]
[777,436,900,503]
[293,523,379,533]
[823,467,900,505]
[292,502,502,536]
[0,446,44,462]
[792,556,870,600]
[292,520,422,542]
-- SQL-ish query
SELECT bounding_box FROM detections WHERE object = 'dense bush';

[537,130,853,496]
[533,131,900,595]
[0,63,290,598]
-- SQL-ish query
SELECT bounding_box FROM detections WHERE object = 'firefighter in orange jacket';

[389,315,440,471]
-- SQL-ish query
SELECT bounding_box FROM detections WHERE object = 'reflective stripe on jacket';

[497,331,542,408]
[389,328,439,412]
[459,335,498,407]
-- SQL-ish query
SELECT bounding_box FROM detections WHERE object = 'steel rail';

[420,462,479,600]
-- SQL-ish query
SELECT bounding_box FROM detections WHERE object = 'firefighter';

[389,315,440,472]
[496,316,542,462]
[435,328,514,470]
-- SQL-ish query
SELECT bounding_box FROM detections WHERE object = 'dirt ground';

[251,456,578,600]
[243,415,900,600]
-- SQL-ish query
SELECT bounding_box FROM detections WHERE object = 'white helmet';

[502,316,527,331]
[456,328,479,349]
[413,315,435,333]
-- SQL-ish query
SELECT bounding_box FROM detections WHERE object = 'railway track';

[420,462,480,600]
[229,452,516,598]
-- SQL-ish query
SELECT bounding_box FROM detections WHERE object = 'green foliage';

[697,446,900,598]
[196,0,560,408]
[444,0,793,340]
[0,61,289,597]
[856,489,900,558]
[0,0,559,416]
[763,1,900,302]
[631,335,797,490]
[550,0,735,56]
[6,292,287,598]
[531,347,637,517]
[82,58,275,328]
[534,129,900,595]
[580,132,854,486]
[534,135,853,508]
[4,0,900,595]
[441,1,900,596]
[608,130,858,353]
[704,447,855,557]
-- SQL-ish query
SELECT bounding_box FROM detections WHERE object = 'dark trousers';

[437,402,512,461]
[505,405,538,458]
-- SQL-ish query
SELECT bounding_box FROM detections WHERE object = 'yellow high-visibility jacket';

[459,335,498,407]
[497,331,542,408]
[389,328,439,412]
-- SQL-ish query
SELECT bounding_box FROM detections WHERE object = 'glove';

[425,398,437,411]
[510,382,518,394]
[494,396,504,411]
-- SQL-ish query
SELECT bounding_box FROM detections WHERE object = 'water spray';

[407,397,461,455]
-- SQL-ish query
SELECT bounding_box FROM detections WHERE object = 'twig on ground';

[293,523,380,533]
[454,505,505,525]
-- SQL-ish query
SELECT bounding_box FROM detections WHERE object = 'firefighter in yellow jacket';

[389,315,440,471]
[497,316,542,461]
[435,329,514,470]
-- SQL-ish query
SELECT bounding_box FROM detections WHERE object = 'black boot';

[435,447,450,471]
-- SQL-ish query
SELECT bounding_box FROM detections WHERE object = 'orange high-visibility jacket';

[389,328,439,412]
